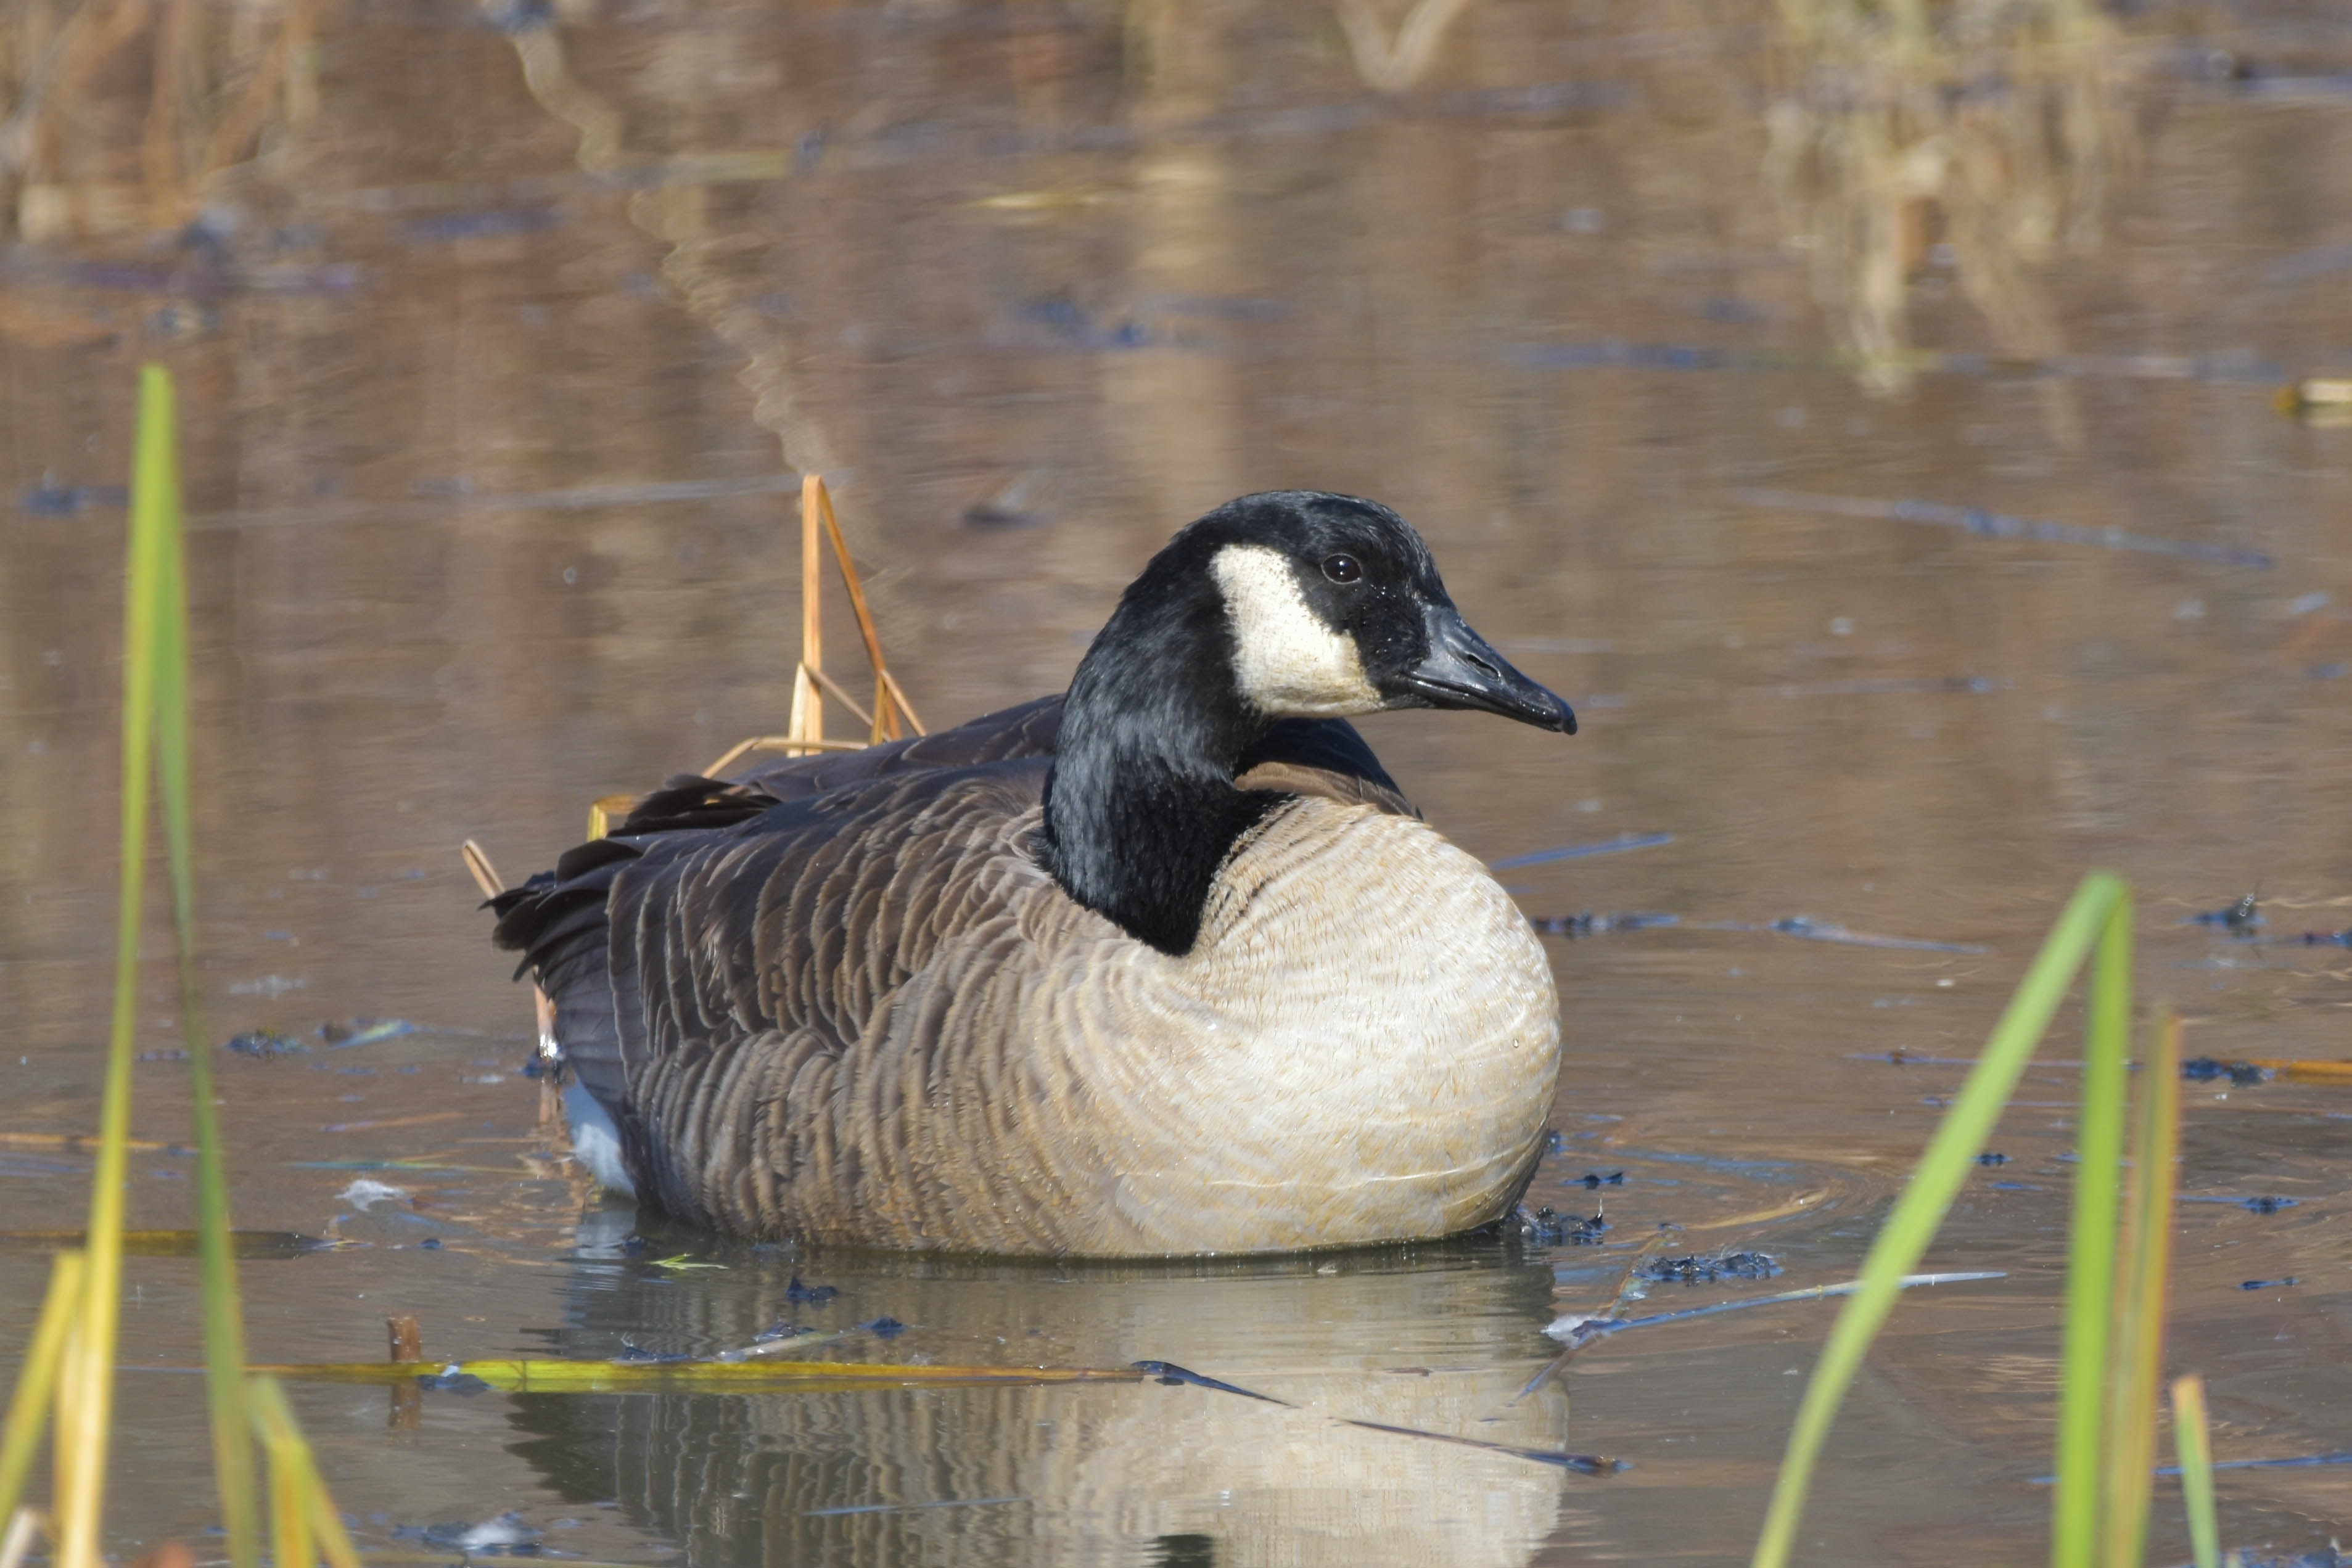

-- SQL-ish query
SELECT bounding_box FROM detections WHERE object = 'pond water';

[3,1,2350,1563]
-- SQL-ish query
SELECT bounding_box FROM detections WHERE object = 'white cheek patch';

[1211,544,1383,717]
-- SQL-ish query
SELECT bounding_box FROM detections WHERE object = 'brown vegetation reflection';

[1764,0,2147,408]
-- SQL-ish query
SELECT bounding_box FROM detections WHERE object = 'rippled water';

[3,2,2350,1563]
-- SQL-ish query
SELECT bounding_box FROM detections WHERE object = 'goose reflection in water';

[504,1219,1576,1568]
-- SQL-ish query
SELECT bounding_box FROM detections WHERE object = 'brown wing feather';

[490,693,1413,1230]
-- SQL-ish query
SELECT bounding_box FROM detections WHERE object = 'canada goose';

[492,490,1576,1255]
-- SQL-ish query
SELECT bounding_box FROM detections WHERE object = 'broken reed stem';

[0,1255,86,1529]
[802,662,876,732]
[2104,1009,2183,1568]
[459,839,504,900]
[807,477,903,743]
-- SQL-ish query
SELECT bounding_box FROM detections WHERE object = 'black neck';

[1041,577,1279,957]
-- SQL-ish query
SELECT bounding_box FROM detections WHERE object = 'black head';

[1164,491,1576,734]
[1045,492,1576,956]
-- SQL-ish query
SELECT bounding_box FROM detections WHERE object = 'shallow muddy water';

[3,1,2351,1563]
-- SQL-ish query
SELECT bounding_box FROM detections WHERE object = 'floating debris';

[1342,1418,1625,1476]
[1570,1171,1626,1189]
[1544,1271,2005,1342]
[2276,377,2352,425]
[414,1366,494,1395]
[2179,1195,2297,1213]
[406,1513,543,1554]
[224,1030,304,1058]
[1733,488,2274,569]
[860,1316,907,1339]
[1491,831,1672,871]
[2186,893,2264,934]
[319,1018,423,1048]
[0,1228,321,1258]
[1977,1152,2011,1166]
[237,1355,1144,1392]
[1132,1361,1291,1406]
[2240,1277,2301,1291]
[1633,1252,1783,1285]
[2181,1057,2272,1086]
[647,1254,725,1272]
[785,1274,840,1305]
[18,480,130,516]
[1529,911,1680,937]
[1756,917,1986,954]
[1519,1205,1610,1245]
[336,1178,409,1212]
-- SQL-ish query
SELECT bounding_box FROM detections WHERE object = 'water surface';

[3,2,2351,1562]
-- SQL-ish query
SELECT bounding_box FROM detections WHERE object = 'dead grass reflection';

[1764,0,2147,424]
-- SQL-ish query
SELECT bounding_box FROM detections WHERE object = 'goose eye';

[1321,554,1363,585]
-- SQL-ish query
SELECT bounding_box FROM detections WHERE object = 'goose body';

[494,492,1576,1256]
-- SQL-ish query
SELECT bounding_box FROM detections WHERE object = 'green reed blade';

[245,1377,362,1568]
[2171,1374,2221,1568]
[2053,891,2134,1568]
[57,365,183,1568]
[1750,872,2129,1568]
[0,1254,87,1528]
[137,364,260,1568]
[2104,1010,2182,1568]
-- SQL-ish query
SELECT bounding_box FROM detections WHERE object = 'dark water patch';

[1733,488,2276,569]
[1631,1252,1783,1285]
[2179,1195,2297,1213]
[1491,831,1672,870]
[2182,1057,2272,1085]
[398,207,562,245]
[16,480,128,516]
[2240,1277,2301,1290]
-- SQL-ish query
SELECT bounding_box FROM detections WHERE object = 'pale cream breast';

[1001,797,1561,1254]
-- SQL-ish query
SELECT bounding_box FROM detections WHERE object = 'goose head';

[1192,491,1576,734]
[1045,491,1576,956]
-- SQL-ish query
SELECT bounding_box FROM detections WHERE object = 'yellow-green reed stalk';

[141,366,260,1568]
[1751,872,2131,1568]
[2052,887,2134,1568]
[247,1379,361,1568]
[2103,1010,2183,1568]
[55,367,188,1568]
[0,1254,88,1525]
[2170,1374,2221,1568]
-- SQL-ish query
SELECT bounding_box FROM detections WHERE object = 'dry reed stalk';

[807,477,911,743]
[459,839,503,901]
[786,475,825,751]
[708,476,926,771]
[803,662,875,732]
